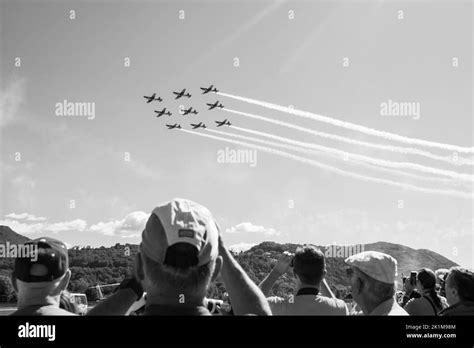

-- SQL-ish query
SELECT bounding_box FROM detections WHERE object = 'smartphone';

[409,271,417,284]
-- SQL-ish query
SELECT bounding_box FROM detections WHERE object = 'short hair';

[142,244,215,296]
[417,268,437,289]
[293,245,325,285]
[355,268,395,305]
[447,267,474,302]
[417,268,442,308]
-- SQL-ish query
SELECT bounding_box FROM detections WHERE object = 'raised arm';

[86,285,139,316]
[259,252,293,296]
[320,278,336,299]
[87,256,143,316]
[218,236,271,315]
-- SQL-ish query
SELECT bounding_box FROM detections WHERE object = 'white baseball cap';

[345,251,398,284]
[140,198,219,267]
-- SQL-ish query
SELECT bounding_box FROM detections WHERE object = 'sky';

[0,0,473,268]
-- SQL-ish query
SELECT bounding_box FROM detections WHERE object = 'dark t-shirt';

[402,290,421,307]
[143,304,211,316]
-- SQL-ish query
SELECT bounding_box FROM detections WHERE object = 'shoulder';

[39,306,77,316]
[315,296,349,315]
[318,296,347,308]
[390,302,409,316]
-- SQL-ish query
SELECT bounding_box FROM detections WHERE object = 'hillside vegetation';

[0,226,458,302]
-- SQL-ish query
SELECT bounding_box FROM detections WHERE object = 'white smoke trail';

[220,126,473,182]
[207,128,470,187]
[180,129,473,200]
[217,92,474,154]
[221,108,473,166]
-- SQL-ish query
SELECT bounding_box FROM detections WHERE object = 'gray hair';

[141,253,215,296]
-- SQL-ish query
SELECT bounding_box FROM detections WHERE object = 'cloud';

[225,222,279,236]
[89,211,149,238]
[0,218,87,235]
[0,76,25,128]
[228,242,257,253]
[45,219,87,234]
[5,212,46,221]
[1,211,148,239]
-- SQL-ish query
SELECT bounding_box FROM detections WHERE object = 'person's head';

[445,267,474,306]
[136,198,222,306]
[416,268,437,292]
[403,274,416,293]
[345,251,397,315]
[11,237,70,308]
[292,245,325,288]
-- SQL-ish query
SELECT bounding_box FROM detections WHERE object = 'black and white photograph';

[0,0,473,346]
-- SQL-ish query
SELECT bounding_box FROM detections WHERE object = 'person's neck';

[296,283,320,291]
[421,288,432,295]
[17,293,60,309]
[359,297,390,315]
[145,291,205,308]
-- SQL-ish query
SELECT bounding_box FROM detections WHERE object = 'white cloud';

[228,242,257,253]
[1,211,149,239]
[0,77,25,128]
[225,222,279,236]
[45,219,87,234]
[89,211,149,238]
[0,218,87,235]
[5,212,46,221]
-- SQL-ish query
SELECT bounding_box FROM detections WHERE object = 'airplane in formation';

[190,122,206,129]
[173,88,192,99]
[215,119,231,127]
[154,108,172,117]
[166,123,182,129]
[143,93,162,103]
[182,107,198,115]
[200,85,218,94]
[206,101,224,110]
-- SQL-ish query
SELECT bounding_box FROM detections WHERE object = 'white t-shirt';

[267,294,349,315]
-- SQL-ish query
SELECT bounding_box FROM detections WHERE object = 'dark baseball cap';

[14,237,69,283]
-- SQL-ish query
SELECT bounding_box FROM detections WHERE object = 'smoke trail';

[217,92,474,154]
[180,129,473,199]
[222,108,474,165]
[219,126,473,182]
[207,128,470,187]
[221,108,473,166]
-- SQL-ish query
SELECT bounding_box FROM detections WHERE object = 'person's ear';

[11,272,18,293]
[59,270,71,291]
[356,278,364,294]
[211,256,223,282]
[323,269,327,278]
[451,287,459,300]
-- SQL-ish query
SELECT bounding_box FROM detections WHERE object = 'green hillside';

[0,225,458,302]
